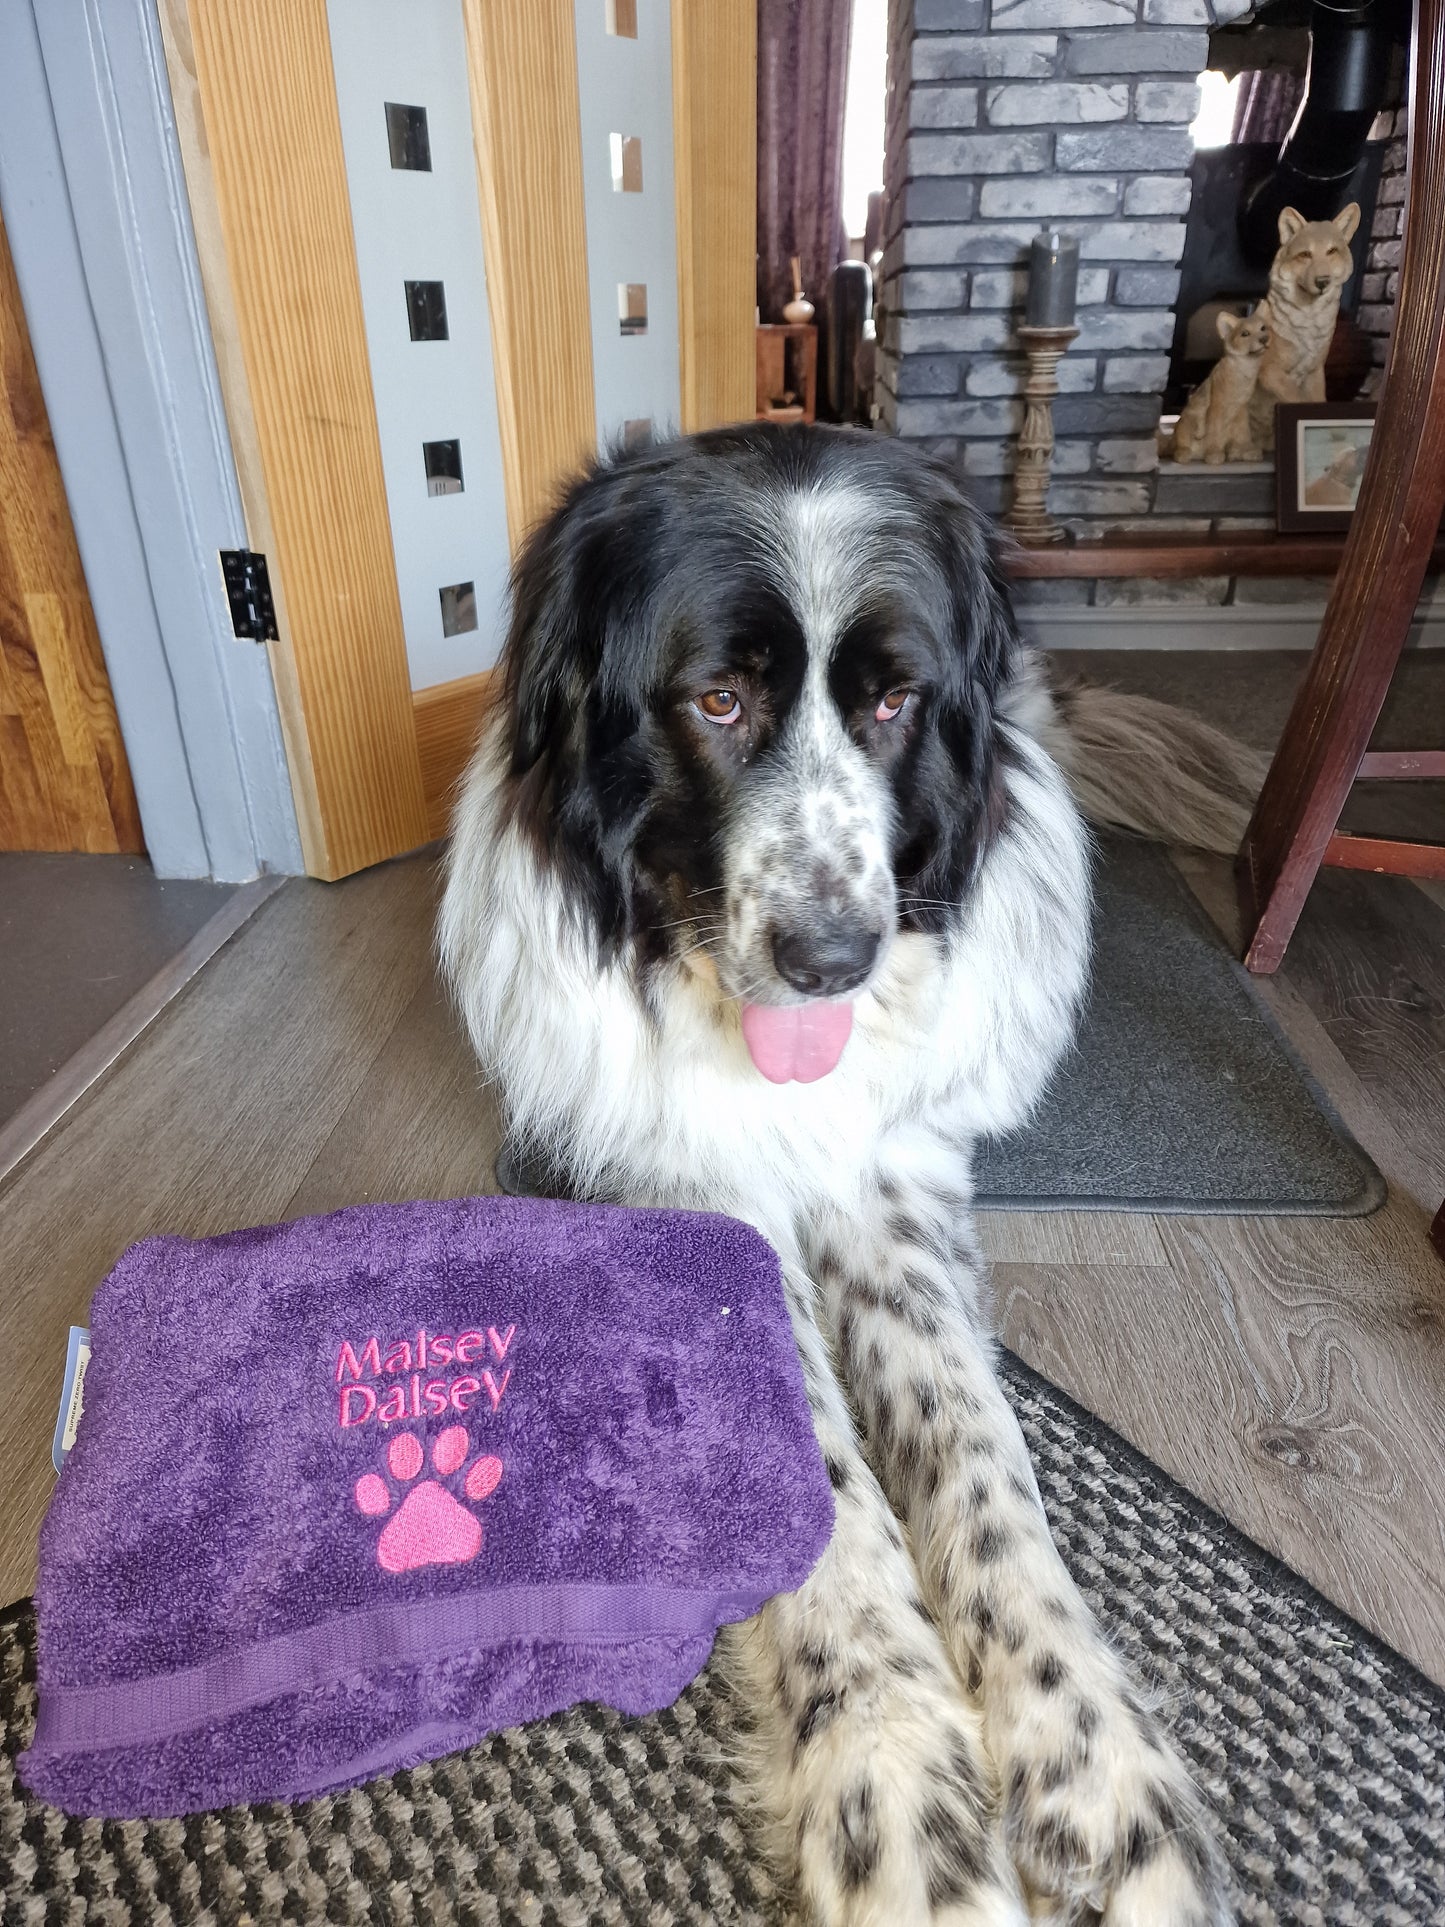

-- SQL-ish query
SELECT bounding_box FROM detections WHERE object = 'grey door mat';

[3,1353,1441,1926]
[974,838,1385,1214]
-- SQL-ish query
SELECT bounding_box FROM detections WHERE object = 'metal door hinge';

[219,549,279,642]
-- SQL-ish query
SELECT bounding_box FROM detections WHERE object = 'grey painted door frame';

[0,0,302,880]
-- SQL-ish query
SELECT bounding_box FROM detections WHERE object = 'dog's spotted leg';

[814,1173,1233,1927]
[722,1258,1026,1927]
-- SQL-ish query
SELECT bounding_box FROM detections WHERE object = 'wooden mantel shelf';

[1003,530,1445,580]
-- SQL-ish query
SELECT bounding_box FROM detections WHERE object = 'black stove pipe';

[1239,0,1404,265]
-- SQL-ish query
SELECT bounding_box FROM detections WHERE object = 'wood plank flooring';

[1,653,1441,1693]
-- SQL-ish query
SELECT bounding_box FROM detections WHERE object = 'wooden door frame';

[166,0,755,877]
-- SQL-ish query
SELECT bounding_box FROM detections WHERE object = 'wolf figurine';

[1250,202,1360,452]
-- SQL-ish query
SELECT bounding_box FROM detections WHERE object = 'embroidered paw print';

[354,1427,503,1573]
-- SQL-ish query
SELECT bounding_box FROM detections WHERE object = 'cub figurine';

[1172,303,1272,464]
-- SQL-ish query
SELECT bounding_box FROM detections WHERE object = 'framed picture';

[1275,403,1376,534]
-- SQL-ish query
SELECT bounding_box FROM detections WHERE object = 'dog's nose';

[772,922,881,997]
[1314,276,1331,292]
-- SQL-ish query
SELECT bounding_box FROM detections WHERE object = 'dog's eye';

[696,689,742,725]
[875,686,910,723]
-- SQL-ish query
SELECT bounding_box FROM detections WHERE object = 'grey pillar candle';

[1025,230,1079,328]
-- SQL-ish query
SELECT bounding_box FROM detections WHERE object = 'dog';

[440,424,1259,1924]
[1171,303,1272,465]
[1250,202,1360,452]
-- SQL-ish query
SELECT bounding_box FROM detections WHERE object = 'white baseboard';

[1018,606,1445,651]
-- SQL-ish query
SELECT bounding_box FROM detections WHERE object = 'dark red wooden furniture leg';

[1237,0,1445,974]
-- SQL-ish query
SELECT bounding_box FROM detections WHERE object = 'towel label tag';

[52,1326,91,1475]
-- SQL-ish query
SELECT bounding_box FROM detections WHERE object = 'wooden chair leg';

[1237,0,1445,974]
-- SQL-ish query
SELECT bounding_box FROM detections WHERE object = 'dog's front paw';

[786,1677,1027,1926]
[998,1690,1231,1927]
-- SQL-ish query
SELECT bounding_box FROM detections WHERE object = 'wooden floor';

[1,652,1442,1691]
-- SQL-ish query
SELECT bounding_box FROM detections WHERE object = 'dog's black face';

[500,425,1016,1022]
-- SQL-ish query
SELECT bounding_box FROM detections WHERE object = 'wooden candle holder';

[1004,324,1079,547]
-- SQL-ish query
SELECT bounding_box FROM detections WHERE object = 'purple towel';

[21,1197,832,1818]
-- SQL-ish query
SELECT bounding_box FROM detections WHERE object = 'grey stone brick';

[1360,272,1387,304]
[1094,576,1230,605]
[1053,393,1162,433]
[1057,127,1194,170]
[1124,175,1192,215]
[1373,239,1403,270]
[1153,466,1274,514]
[903,179,979,224]
[1107,515,1212,532]
[1371,203,1400,240]
[961,474,1008,515]
[1142,0,1210,20]
[985,81,1128,125]
[1378,171,1406,205]
[903,222,1037,264]
[1075,307,1175,348]
[1050,480,1154,516]
[1114,265,1182,305]
[1356,303,1394,337]
[895,396,1025,436]
[910,88,980,130]
[1010,578,1095,605]
[1210,0,1254,19]
[914,0,987,25]
[1229,578,1332,606]
[912,33,1058,79]
[991,0,1135,25]
[909,131,1053,175]
[1066,29,1209,72]
[895,354,964,397]
[1095,436,1161,472]
[899,313,1015,352]
[1135,80,1201,122]
[1386,270,1400,301]
[968,268,1029,308]
[1078,222,1187,263]
[978,177,1119,218]
[1213,515,1275,530]
[1103,354,1170,392]
[1045,440,1096,473]
[965,355,1098,393]
[898,269,969,310]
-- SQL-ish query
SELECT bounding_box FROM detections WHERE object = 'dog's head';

[498,426,1015,1079]
[1273,204,1359,302]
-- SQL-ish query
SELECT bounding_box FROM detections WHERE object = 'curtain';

[756,0,853,325]
[1231,68,1306,146]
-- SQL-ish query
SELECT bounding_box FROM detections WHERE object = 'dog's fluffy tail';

[1042,675,1270,856]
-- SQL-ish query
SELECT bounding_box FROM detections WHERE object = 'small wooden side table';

[756,324,817,424]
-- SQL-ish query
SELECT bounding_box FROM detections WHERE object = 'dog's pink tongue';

[741,1001,854,1084]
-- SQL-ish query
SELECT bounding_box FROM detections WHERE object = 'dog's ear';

[502,495,595,778]
[1278,206,1306,244]
[1334,201,1361,243]
[1216,310,1241,345]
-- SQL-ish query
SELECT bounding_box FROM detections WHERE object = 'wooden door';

[0,203,143,855]
[160,0,754,881]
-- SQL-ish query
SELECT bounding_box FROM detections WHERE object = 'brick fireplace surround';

[875,0,1432,641]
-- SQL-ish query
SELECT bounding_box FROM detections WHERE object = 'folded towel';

[21,1197,832,1817]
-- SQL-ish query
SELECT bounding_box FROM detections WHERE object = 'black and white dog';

[441,425,1255,1925]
